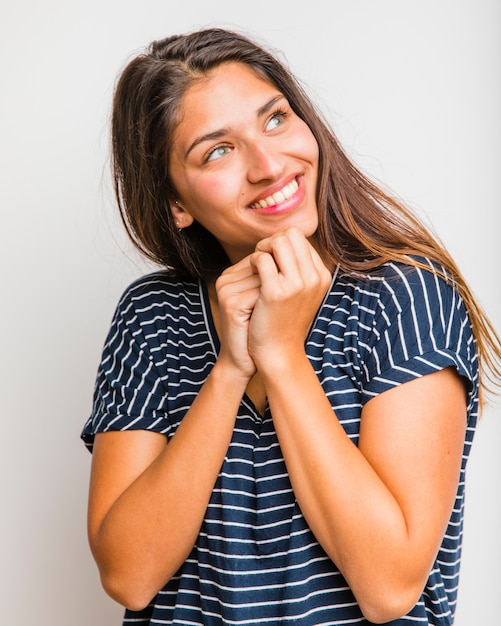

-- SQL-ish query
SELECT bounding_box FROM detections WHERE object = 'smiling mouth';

[249,178,299,210]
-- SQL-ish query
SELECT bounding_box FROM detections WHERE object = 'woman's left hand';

[248,227,332,371]
[248,229,468,623]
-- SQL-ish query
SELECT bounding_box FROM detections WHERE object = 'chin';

[297,215,320,239]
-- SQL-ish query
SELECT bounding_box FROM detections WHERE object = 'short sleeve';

[360,261,479,415]
[81,285,170,452]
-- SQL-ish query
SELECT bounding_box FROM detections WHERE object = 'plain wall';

[1,1,499,624]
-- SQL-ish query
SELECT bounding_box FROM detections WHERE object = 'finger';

[255,231,303,279]
[250,250,303,301]
[255,225,303,249]
[216,260,262,319]
[253,229,333,306]
[279,228,330,285]
[218,254,254,279]
[249,250,278,279]
[217,258,261,292]
[217,270,261,291]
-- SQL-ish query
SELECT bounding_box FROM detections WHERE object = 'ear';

[169,199,195,230]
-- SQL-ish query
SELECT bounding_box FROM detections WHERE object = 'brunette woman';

[82,27,501,625]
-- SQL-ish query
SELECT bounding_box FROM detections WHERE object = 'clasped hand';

[215,228,332,378]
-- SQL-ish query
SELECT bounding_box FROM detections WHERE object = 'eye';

[265,110,287,131]
[206,144,232,162]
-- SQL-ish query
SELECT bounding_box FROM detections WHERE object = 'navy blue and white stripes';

[82,258,478,625]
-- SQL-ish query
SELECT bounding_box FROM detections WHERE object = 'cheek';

[183,174,237,231]
[194,172,240,213]
[287,120,319,172]
[200,176,229,200]
[299,124,320,164]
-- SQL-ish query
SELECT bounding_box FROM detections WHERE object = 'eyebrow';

[184,94,285,159]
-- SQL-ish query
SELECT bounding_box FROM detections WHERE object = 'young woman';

[82,27,501,625]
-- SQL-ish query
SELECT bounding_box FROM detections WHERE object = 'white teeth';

[251,178,298,209]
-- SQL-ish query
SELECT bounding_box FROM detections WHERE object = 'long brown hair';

[110,27,501,404]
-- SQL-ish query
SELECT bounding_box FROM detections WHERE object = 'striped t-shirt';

[82,258,479,625]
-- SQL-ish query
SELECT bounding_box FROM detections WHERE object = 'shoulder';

[340,258,479,407]
[114,271,200,320]
[334,257,462,318]
[329,257,475,370]
[118,270,199,304]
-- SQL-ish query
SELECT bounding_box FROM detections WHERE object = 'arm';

[249,229,467,623]
[87,259,260,610]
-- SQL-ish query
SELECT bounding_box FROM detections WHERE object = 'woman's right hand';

[87,258,262,612]
[214,255,261,380]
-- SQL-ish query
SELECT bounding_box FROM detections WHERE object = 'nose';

[246,139,285,183]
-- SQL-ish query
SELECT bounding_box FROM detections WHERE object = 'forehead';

[186,61,275,104]
[173,62,280,140]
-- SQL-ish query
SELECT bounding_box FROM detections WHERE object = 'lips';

[249,178,299,210]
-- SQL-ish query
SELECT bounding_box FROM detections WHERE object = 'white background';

[1,1,499,624]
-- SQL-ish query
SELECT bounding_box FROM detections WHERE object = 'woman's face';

[169,62,320,264]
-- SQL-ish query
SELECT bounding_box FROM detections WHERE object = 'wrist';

[210,358,254,395]
[254,348,310,382]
